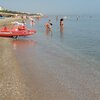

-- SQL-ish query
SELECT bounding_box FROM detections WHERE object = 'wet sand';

[0,18,30,100]
[11,37,100,100]
[0,38,31,100]
[0,38,75,100]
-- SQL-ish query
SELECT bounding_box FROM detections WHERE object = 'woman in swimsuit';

[60,18,64,32]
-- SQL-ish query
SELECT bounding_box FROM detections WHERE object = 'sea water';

[11,15,100,99]
[26,15,100,65]
[11,14,100,67]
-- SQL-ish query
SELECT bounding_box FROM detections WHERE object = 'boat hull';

[0,30,36,37]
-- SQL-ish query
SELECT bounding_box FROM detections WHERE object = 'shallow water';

[11,15,100,99]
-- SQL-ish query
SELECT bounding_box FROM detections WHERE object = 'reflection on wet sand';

[0,38,31,99]
[12,39,37,50]
[60,30,64,39]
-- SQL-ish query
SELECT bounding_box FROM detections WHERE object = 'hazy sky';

[0,0,100,15]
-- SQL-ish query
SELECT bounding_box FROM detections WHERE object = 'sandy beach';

[0,0,100,99]
[0,17,76,99]
[0,16,100,100]
[0,18,30,100]
[0,38,31,100]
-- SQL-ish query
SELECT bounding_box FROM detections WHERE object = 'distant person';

[21,15,25,24]
[60,18,64,32]
[36,16,41,21]
[48,19,53,31]
[56,16,58,21]
[76,16,79,21]
[30,17,35,26]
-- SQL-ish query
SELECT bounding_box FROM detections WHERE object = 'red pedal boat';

[0,26,36,38]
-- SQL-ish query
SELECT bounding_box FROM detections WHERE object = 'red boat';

[0,26,36,38]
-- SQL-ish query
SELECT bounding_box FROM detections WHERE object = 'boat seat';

[0,27,10,32]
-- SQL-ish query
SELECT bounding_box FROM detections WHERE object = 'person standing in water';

[60,18,64,33]
[56,16,58,21]
[45,19,53,32]
[30,17,35,26]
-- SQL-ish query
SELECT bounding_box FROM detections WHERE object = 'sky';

[0,0,100,15]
